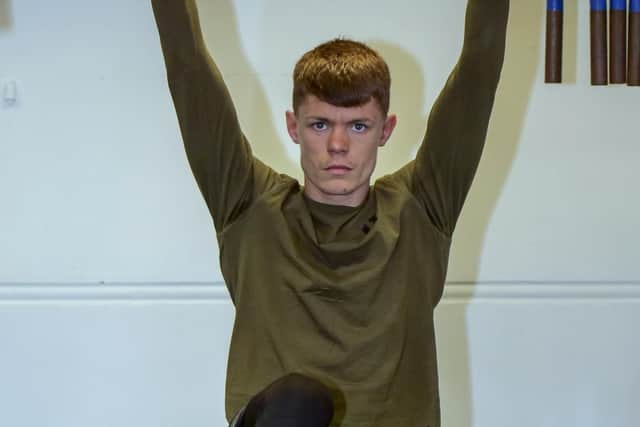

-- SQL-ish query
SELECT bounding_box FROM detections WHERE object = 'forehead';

[297,95,385,121]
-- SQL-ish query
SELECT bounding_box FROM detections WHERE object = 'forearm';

[459,0,510,84]
[150,0,228,118]
[150,0,207,70]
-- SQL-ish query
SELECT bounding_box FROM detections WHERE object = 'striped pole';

[629,0,640,85]
[610,0,628,83]
[591,0,609,85]
[545,0,564,83]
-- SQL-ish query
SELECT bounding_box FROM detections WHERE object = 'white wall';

[1,1,639,426]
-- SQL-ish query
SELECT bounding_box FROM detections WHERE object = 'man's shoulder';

[373,161,415,194]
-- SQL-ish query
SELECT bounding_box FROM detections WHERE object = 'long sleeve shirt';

[151,1,509,426]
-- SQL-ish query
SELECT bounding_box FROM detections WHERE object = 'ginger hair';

[292,39,391,115]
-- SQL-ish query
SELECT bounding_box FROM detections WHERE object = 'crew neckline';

[301,189,371,215]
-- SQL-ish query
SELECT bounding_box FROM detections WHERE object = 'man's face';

[286,95,397,207]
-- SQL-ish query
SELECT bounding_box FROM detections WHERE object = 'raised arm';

[411,0,509,236]
[151,0,273,231]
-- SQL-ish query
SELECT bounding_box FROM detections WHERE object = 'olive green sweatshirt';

[151,1,508,426]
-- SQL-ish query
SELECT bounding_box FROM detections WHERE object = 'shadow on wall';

[452,0,544,282]
[370,41,427,176]
[564,1,578,84]
[436,2,545,427]
[196,0,298,179]
[0,0,12,30]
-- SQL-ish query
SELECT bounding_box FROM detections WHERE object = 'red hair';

[293,39,391,115]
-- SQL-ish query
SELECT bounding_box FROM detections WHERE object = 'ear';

[285,110,300,144]
[379,114,397,147]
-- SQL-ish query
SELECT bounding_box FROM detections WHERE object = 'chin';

[321,186,353,196]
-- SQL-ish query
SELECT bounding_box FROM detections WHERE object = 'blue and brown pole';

[610,0,627,83]
[545,0,563,83]
[629,0,640,85]
[591,0,609,85]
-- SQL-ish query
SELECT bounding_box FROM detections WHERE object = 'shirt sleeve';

[409,0,509,237]
[151,0,280,232]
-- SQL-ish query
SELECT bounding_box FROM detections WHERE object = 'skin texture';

[286,95,397,207]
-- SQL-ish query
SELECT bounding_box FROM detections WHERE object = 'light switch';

[3,80,17,105]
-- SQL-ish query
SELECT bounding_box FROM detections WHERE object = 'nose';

[327,127,349,154]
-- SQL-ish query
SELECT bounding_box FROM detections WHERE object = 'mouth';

[324,165,352,175]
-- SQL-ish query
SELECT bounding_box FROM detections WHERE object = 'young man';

[150,1,509,426]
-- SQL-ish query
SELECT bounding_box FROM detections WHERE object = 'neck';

[302,181,370,207]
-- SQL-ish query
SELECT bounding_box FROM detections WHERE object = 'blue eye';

[352,123,368,132]
[312,122,327,131]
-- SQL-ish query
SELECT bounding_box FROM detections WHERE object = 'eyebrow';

[305,116,374,124]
